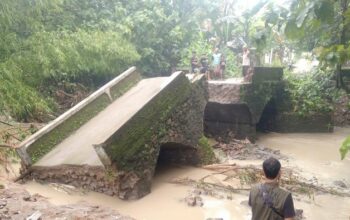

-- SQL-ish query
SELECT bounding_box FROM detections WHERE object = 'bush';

[283,69,335,116]
[0,66,53,122]
[340,136,350,160]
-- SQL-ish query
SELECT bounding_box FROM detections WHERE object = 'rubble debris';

[212,138,286,160]
[0,182,135,220]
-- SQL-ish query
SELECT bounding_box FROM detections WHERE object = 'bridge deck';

[35,77,169,167]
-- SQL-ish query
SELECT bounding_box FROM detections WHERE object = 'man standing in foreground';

[249,157,295,220]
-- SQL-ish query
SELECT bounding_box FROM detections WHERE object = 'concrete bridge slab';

[35,77,169,167]
[16,68,212,200]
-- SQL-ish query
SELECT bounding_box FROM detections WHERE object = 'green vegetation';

[198,136,216,165]
[105,74,192,172]
[0,0,217,121]
[283,70,335,117]
[1,0,350,158]
[284,0,350,90]
[27,72,141,163]
[340,136,350,160]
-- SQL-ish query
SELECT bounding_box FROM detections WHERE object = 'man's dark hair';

[263,157,281,179]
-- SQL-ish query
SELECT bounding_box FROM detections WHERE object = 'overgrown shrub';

[340,135,350,160]
[283,69,336,116]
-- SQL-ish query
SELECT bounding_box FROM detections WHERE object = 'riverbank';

[1,127,349,219]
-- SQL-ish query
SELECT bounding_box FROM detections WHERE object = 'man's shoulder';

[250,183,262,195]
[273,187,292,202]
[250,183,291,197]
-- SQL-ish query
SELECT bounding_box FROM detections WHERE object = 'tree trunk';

[336,64,344,89]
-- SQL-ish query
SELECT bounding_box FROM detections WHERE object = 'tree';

[285,0,350,90]
[0,0,225,120]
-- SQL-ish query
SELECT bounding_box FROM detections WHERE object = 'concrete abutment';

[204,67,334,141]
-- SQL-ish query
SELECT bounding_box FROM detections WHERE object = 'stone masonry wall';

[205,67,284,141]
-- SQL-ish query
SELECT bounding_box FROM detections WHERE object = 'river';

[23,127,350,220]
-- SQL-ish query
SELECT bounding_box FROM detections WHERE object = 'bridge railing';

[17,67,141,166]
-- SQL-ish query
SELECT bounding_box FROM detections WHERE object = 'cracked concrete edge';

[93,144,112,167]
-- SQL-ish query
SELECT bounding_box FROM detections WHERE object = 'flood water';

[24,127,350,220]
[257,127,350,220]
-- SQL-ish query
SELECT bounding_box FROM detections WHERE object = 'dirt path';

[35,77,169,167]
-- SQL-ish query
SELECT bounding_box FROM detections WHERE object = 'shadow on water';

[154,142,199,177]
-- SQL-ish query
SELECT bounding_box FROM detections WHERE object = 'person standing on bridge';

[211,48,222,79]
[200,53,210,80]
[242,46,251,78]
[191,51,199,73]
[219,54,226,79]
[249,157,296,220]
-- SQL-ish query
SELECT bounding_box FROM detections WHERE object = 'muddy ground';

[0,181,134,220]
[0,121,135,220]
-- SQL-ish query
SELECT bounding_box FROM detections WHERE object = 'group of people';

[191,48,226,80]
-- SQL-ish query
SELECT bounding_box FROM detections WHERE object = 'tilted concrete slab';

[35,77,169,167]
[17,67,142,166]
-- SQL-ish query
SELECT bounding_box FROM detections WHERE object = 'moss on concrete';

[104,74,193,173]
[197,136,216,165]
[110,71,142,99]
[240,81,282,123]
[27,72,142,164]
[27,95,111,163]
[274,112,334,133]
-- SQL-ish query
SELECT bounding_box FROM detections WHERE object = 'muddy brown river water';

[23,127,350,220]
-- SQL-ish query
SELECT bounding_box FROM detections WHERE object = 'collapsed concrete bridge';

[16,66,334,200]
[17,67,211,199]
